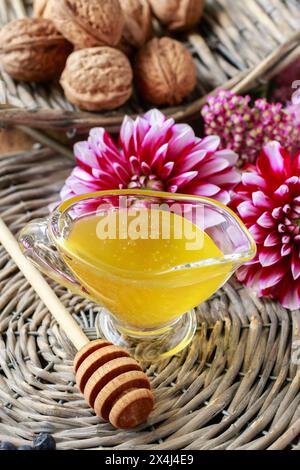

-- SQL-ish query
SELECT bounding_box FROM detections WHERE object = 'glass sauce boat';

[19,190,256,361]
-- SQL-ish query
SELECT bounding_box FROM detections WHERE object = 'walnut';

[149,0,205,31]
[135,37,196,106]
[0,18,72,83]
[60,47,133,111]
[47,0,124,49]
[119,0,152,52]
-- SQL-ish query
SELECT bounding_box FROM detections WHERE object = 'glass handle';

[19,218,84,296]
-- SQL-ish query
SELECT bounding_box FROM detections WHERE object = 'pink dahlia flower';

[232,141,300,310]
[60,109,240,205]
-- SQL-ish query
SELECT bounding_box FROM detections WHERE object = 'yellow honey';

[60,208,233,328]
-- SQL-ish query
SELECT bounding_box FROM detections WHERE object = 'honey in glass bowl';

[19,190,256,360]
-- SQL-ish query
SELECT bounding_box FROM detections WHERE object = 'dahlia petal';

[132,117,150,154]
[91,168,102,178]
[144,109,167,126]
[257,211,275,228]
[150,143,168,170]
[197,158,231,177]
[74,142,99,169]
[68,180,100,194]
[242,172,267,190]
[160,162,174,179]
[88,169,120,187]
[272,207,283,219]
[286,176,298,185]
[168,171,198,188]
[232,182,250,197]
[259,246,281,267]
[128,181,139,189]
[134,116,149,137]
[175,150,208,172]
[258,263,290,289]
[281,244,293,257]
[292,250,300,280]
[212,189,231,205]
[140,120,174,159]
[252,191,274,210]
[258,141,288,180]
[213,149,238,166]
[91,168,119,184]
[292,207,300,219]
[237,263,260,286]
[168,125,195,156]
[129,156,140,174]
[236,265,250,283]
[277,277,300,310]
[112,162,130,184]
[197,135,220,152]
[184,185,230,205]
[248,224,268,244]
[273,184,290,201]
[237,201,260,220]
[187,183,221,197]
[60,185,74,201]
[71,167,97,182]
[264,231,281,247]
[207,170,241,187]
[119,115,134,154]
[141,161,151,175]
[292,152,300,173]
[89,128,121,161]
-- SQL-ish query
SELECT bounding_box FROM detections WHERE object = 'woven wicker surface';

[0,0,300,133]
[1,148,300,450]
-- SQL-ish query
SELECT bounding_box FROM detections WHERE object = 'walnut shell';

[149,0,205,31]
[47,0,124,49]
[135,37,196,106]
[60,47,133,111]
[0,18,72,83]
[119,0,152,51]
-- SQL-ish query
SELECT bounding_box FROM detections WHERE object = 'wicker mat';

[1,148,300,450]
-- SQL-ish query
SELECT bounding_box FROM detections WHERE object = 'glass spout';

[19,217,85,297]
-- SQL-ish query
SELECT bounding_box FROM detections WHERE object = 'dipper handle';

[0,218,154,429]
[0,217,90,351]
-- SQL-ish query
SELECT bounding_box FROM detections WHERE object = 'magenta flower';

[232,141,300,310]
[201,90,300,163]
[60,109,240,205]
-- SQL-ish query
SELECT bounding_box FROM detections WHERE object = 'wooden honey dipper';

[0,218,154,429]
